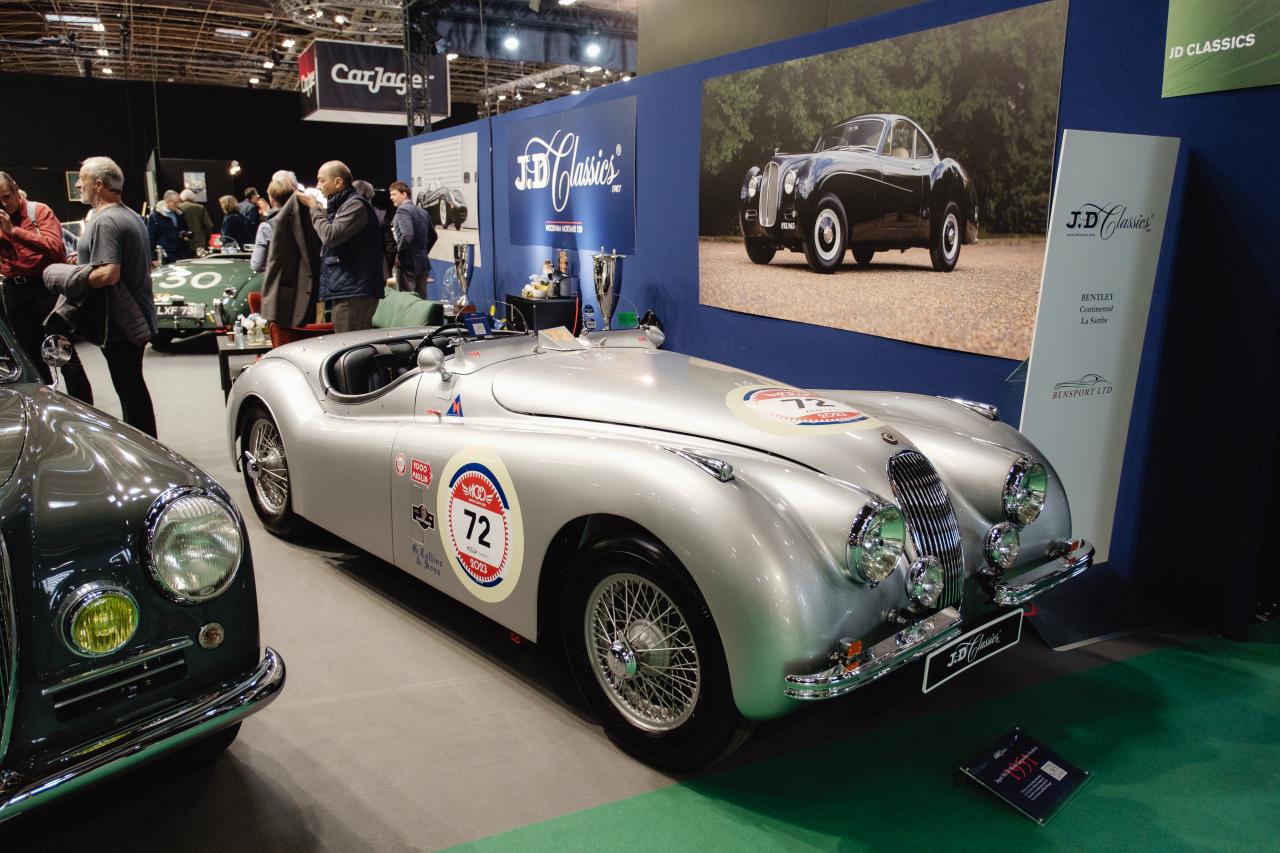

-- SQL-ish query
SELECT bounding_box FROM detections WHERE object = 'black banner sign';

[960,726,1090,824]
[299,39,449,125]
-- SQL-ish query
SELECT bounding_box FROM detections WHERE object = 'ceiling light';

[559,0,578,5]
[446,52,458,61]
[585,42,601,60]
[282,38,296,49]
[92,22,106,32]
[334,14,349,25]
[44,14,100,25]
[248,77,259,85]
[96,48,109,57]
[166,77,174,82]
[622,74,632,82]
[497,94,507,102]
[230,160,242,175]
[313,9,324,19]
[571,88,581,95]
[585,66,601,73]
[263,60,275,69]
[534,81,546,89]
[515,91,523,100]
[215,27,252,38]
[503,34,520,51]
[102,67,113,75]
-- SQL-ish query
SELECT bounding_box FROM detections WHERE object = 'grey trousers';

[330,296,379,333]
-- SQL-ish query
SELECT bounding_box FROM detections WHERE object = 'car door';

[877,120,925,233]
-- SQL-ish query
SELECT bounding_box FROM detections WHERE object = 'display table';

[217,335,271,401]
[506,293,579,332]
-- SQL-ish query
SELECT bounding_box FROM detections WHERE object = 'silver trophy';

[452,243,474,314]
[591,249,624,331]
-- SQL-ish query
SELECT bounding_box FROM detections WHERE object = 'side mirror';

[643,325,666,349]
[41,335,74,388]
[417,345,451,381]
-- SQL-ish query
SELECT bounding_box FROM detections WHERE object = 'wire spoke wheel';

[584,572,701,732]
[248,419,289,515]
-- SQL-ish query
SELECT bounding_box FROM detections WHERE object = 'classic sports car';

[0,323,283,822]
[741,113,979,273]
[151,250,262,347]
[227,324,1089,769]
[416,180,468,230]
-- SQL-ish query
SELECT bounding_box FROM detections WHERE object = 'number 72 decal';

[436,449,525,603]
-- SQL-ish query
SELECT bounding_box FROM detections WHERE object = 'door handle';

[911,164,922,171]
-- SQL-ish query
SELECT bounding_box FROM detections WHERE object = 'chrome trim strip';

[42,639,194,696]
[0,647,285,823]
[0,536,15,764]
[759,162,780,227]
[666,448,735,482]
[51,659,186,712]
[784,607,963,700]
[942,397,999,421]
[991,540,1094,607]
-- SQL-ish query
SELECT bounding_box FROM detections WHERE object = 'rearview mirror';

[417,345,451,381]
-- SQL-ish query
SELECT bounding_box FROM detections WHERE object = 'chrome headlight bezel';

[846,499,906,585]
[782,168,798,194]
[144,487,244,604]
[1003,456,1048,525]
[983,522,1021,572]
[59,582,140,658]
[907,556,944,607]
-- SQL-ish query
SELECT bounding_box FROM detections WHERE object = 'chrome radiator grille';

[0,537,15,762]
[758,162,780,227]
[887,451,964,609]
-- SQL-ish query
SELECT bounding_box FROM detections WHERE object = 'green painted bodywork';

[150,251,263,339]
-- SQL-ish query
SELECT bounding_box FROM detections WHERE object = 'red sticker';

[411,458,433,486]
[394,452,407,477]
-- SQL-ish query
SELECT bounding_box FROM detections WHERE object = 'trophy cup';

[449,242,475,318]
[591,249,624,331]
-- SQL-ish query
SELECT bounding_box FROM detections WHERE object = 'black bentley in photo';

[416,179,469,230]
[0,323,284,823]
[740,114,979,273]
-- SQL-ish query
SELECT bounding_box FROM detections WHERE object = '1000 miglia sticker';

[435,449,524,603]
[726,385,883,435]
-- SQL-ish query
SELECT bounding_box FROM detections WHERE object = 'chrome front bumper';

[783,539,1094,701]
[0,646,284,822]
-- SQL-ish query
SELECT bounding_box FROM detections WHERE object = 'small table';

[217,334,272,401]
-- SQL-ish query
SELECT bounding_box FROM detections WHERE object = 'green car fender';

[151,252,263,340]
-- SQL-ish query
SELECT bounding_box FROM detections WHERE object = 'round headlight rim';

[783,168,798,194]
[747,173,761,198]
[59,581,140,658]
[1002,455,1048,526]
[143,485,244,605]
[983,522,1021,572]
[907,555,944,608]
[846,498,906,586]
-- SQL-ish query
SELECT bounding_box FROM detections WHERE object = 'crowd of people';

[0,156,438,441]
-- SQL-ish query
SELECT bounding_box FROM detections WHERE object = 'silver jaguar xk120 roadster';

[226,323,1091,768]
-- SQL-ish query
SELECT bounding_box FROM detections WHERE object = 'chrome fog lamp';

[145,489,243,603]
[783,168,798,194]
[1003,457,1048,525]
[847,500,906,584]
[747,174,761,198]
[907,556,944,607]
[984,522,1021,572]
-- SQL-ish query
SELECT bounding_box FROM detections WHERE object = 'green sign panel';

[1163,0,1280,98]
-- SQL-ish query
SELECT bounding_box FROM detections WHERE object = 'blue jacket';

[392,201,437,275]
[312,188,384,302]
[147,206,190,264]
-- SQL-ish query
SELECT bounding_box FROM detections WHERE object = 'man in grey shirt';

[73,155,159,437]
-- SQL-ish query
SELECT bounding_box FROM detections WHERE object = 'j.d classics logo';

[1063,203,1153,239]
[514,132,624,213]
[1052,373,1113,400]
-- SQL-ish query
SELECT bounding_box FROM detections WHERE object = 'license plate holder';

[922,609,1022,693]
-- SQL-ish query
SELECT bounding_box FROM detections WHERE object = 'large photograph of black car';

[699,1,1067,359]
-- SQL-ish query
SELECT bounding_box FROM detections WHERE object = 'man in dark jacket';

[147,190,190,265]
[297,161,383,333]
[178,189,213,255]
[388,180,436,295]
[239,187,261,227]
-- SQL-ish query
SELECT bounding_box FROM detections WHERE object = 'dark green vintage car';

[151,250,263,347]
[0,322,284,822]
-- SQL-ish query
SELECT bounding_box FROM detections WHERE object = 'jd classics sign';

[507,95,636,253]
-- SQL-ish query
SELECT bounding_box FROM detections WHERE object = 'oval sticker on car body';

[726,385,884,435]
[436,449,524,603]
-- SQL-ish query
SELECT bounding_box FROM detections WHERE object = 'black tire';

[564,536,751,770]
[851,248,875,267]
[930,201,962,272]
[240,403,301,538]
[744,237,776,265]
[803,193,848,273]
[150,331,177,351]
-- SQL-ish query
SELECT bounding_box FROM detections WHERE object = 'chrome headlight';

[907,557,944,607]
[747,174,761,198]
[984,522,1020,572]
[847,500,906,584]
[783,168,797,194]
[145,489,243,603]
[1003,457,1048,525]
[61,583,139,657]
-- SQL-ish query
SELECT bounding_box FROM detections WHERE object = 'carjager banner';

[299,39,449,125]
[506,96,636,253]
[1020,130,1180,563]
[1163,0,1280,97]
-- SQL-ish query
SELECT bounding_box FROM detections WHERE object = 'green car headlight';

[146,490,243,603]
[847,500,906,584]
[1003,457,1048,525]
[63,585,139,657]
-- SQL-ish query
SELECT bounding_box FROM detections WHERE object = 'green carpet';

[452,623,1280,852]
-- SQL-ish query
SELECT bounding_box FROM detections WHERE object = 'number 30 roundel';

[436,449,525,603]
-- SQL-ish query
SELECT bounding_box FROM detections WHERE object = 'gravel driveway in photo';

[698,237,1047,359]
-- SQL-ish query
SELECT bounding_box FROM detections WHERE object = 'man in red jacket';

[0,171,92,400]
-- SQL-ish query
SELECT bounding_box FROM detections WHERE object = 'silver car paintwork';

[227,328,1073,719]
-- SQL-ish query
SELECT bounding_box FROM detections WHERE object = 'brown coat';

[260,193,322,328]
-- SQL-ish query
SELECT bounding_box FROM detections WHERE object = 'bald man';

[297,161,383,333]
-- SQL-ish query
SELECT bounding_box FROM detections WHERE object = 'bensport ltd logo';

[1052,373,1113,400]
[1063,203,1154,240]
[514,131,623,214]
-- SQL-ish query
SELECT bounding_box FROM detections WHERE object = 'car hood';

[0,389,27,490]
[151,254,257,303]
[489,348,987,489]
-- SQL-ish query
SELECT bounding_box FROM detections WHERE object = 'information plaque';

[959,726,1089,824]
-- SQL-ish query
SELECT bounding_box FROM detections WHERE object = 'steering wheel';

[416,322,467,360]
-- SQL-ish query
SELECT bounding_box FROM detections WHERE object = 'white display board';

[410,131,482,266]
[1020,129,1180,563]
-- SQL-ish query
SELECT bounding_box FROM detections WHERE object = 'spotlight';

[262,59,275,69]
[102,66,113,75]
[497,94,507,102]
[92,22,106,32]
[515,91,522,100]
[534,81,546,89]
[334,14,349,25]
[230,160,242,175]
[248,76,259,85]
[571,88,581,95]
[282,37,296,48]
[559,0,578,5]
[446,52,458,61]
[96,48,109,56]
[585,66,601,73]
[503,29,519,51]
[585,41,601,59]
[622,74,632,82]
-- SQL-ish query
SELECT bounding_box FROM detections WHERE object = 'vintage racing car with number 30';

[227,323,1091,769]
[150,251,263,348]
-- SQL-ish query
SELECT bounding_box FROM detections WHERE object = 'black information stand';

[959,726,1090,825]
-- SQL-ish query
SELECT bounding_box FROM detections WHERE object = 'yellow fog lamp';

[63,584,139,657]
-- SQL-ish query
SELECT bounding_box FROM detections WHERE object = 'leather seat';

[329,342,417,396]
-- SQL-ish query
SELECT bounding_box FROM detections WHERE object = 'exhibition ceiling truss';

[0,0,636,113]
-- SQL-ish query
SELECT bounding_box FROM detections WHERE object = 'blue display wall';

[398,0,1280,636]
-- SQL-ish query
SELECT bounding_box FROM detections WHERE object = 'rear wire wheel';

[240,404,301,537]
